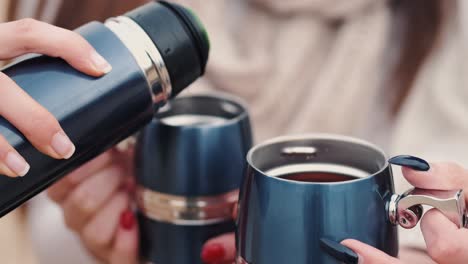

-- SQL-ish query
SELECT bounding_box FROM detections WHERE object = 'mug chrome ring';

[136,186,238,225]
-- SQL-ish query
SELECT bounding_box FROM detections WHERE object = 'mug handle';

[388,188,467,229]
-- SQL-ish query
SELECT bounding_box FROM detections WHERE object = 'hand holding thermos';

[0,18,111,177]
[0,16,138,264]
[0,0,209,217]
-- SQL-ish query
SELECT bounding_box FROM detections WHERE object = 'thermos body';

[0,1,210,217]
[0,22,153,217]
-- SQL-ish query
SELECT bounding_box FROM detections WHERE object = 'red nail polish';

[201,243,225,263]
[120,209,135,230]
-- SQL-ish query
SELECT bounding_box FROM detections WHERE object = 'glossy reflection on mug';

[135,93,252,264]
[236,134,467,264]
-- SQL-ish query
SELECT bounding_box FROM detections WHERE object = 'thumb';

[341,239,402,264]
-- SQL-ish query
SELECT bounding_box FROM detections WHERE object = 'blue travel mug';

[135,93,252,264]
[236,134,468,264]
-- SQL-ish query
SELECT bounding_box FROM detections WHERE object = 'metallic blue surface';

[135,95,252,196]
[0,22,153,216]
[236,136,399,264]
[135,95,252,263]
[138,213,235,264]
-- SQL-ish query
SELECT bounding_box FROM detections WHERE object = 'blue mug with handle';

[236,134,467,264]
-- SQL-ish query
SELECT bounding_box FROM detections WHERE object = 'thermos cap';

[126,1,210,97]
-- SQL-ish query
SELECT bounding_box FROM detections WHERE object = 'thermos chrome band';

[136,186,238,225]
[105,16,172,106]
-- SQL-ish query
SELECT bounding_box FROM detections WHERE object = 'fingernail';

[201,243,225,263]
[320,238,359,264]
[388,155,430,171]
[5,152,30,177]
[120,209,135,230]
[90,51,112,74]
[51,132,76,159]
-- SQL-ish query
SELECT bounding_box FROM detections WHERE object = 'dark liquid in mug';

[279,172,358,183]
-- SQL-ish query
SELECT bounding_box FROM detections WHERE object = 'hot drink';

[279,172,358,183]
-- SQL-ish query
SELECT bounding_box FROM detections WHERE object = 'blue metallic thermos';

[0,1,209,217]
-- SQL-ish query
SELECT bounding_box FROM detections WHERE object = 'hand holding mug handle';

[389,188,466,229]
[200,157,468,264]
[341,159,468,264]
[385,155,467,230]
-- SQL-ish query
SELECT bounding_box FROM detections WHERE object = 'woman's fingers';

[109,209,139,264]
[47,151,113,203]
[81,192,129,259]
[0,134,29,177]
[0,19,112,174]
[201,233,236,263]
[0,72,76,160]
[64,150,114,184]
[399,160,468,263]
[402,162,468,200]
[49,150,137,263]
[61,166,124,231]
[341,239,401,264]
[421,209,468,264]
[0,19,111,76]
